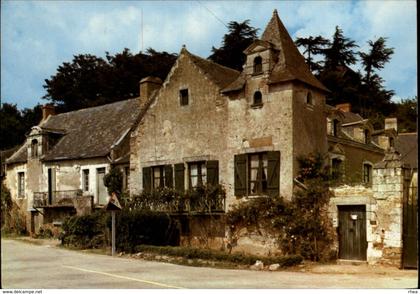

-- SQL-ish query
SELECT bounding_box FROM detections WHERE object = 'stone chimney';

[385,117,398,132]
[336,103,351,113]
[139,76,162,101]
[42,104,55,121]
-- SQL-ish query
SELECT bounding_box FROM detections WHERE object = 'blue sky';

[1,0,417,109]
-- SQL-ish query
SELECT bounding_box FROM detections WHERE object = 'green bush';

[1,183,27,236]
[134,245,303,267]
[35,223,62,239]
[61,210,107,248]
[103,167,123,196]
[112,209,177,252]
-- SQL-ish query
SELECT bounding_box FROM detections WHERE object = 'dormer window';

[364,129,370,144]
[253,56,262,74]
[332,119,340,136]
[306,92,314,106]
[252,91,263,106]
[31,139,39,158]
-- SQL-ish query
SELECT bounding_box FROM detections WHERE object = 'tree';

[323,26,358,69]
[295,36,330,73]
[391,97,418,132]
[208,20,258,70]
[359,37,394,85]
[43,49,177,113]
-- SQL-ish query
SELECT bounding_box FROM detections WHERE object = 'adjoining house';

[4,98,142,233]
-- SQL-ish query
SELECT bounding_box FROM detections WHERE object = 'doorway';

[96,168,107,205]
[338,205,367,260]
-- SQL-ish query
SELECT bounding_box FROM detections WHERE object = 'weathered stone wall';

[130,52,229,196]
[330,152,410,267]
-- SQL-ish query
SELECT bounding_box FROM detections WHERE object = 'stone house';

[4,98,141,233]
[129,10,329,249]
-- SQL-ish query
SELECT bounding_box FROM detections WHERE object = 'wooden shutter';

[206,160,219,186]
[142,167,151,193]
[234,154,247,197]
[164,165,173,188]
[267,151,280,197]
[174,163,185,193]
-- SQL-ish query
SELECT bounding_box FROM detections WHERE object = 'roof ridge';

[53,98,140,117]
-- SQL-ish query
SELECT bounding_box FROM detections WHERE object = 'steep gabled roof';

[6,98,142,164]
[183,48,240,89]
[262,10,329,92]
[41,98,141,161]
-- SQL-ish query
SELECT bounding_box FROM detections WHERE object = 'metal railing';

[33,190,82,207]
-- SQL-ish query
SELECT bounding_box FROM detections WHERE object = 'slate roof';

[222,10,329,93]
[5,144,27,164]
[184,48,240,89]
[341,112,364,124]
[395,133,418,168]
[262,10,329,92]
[7,98,141,164]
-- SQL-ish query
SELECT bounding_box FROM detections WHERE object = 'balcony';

[33,190,82,208]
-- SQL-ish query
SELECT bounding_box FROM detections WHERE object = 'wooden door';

[338,205,367,260]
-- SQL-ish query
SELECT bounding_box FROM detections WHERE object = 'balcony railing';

[128,187,226,214]
[33,190,82,207]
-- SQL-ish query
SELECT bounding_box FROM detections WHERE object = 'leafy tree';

[103,167,123,196]
[391,97,418,132]
[43,48,177,113]
[208,20,258,70]
[359,37,394,84]
[323,26,358,69]
[295,36,330,73]
[0,103,43,150]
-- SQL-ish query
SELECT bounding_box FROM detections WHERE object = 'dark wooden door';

[338,205,367,260]
[402,174,417,268]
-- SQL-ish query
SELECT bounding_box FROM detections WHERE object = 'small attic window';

[389,137,394,148]
[306,92,314,106]
[252,91,263,107]
[253,56,262,74]
[364,129,370,144]
[180,89,189,106]
[31,139,39,158]
[332,119,339,136]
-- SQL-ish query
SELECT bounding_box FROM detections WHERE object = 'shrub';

[103,167,123,196]
[35,223,62,239]
[134,245,303,267]
[112,209,176,252]
[61,210,107,248]
[1,183,27,236]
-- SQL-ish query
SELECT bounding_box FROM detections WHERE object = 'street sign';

[105,192,122,257]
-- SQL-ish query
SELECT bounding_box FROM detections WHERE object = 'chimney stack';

[335,103,351,113]
[139,76,162,102]
[385,117,398,132]
[42,104,55,121]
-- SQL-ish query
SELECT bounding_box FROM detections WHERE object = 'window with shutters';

[331,158,343,180]
[253,56,262,74]
[234,151,280,197]
[249,153,268,195]
[143,165,173,192]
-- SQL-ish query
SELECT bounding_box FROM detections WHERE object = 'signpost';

[104,192,122,256]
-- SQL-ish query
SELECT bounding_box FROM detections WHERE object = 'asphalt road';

[1,239,417,289]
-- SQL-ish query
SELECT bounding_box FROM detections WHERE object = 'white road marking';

[62,265,185,289]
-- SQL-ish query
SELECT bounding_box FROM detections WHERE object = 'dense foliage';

[103,167,123,196]
[43,48,177,113]
[1,182,27,235]
[208,20,258,71]
[135,245,303,267]
[0,103,42,150]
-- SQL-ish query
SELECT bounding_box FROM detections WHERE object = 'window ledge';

[251,103,263,109]
[251,72,263,76]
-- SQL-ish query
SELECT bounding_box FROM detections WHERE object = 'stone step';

[337,259,368,265]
